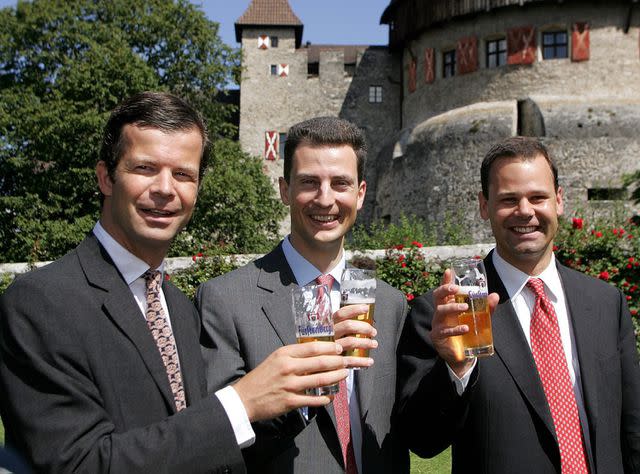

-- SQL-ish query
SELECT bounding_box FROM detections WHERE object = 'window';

[368,85,383,103]
[307,62,319,76]
[443,50,456,78]
[279,133,287,159]
[270,36,279,48]
[486,38,507,68]
[270,64,278,76]
[542,31,568,59]
[344,63,356,76]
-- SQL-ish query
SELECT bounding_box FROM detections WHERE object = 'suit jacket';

[397,250,640,473]
[0,234,245,474]
[196,243,410,473]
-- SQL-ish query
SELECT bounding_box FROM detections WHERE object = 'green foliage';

[347,213,471,251]
[0,0,241,262]
[171,139,286,256]
[0,272,14,295]
[555,215,640,352]
[169,253,238,301]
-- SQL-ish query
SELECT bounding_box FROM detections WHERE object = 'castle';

[234,0,640,240]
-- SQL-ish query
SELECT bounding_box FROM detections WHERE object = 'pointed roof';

[235,0,304,47]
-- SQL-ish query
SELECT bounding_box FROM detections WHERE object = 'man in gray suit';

[397,137,640,473]
[197,117,410,473]
[0,93,354,473]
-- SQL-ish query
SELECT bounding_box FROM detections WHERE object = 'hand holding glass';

[451,258,494,358]
[340,268,376,364]
[292,284,340,395]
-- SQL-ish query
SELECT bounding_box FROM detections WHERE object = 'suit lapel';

[77,235,177,412]
[557,265,599,437]
[485,254,557,439]
[257,245,299,346]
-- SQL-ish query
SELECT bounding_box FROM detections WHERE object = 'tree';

[0,0,251,262]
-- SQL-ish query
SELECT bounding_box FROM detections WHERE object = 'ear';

[96,161,113,197]
[478,191,489,221]
[278,177,290,205]
[356,180,367,211]
[556,186,564,216]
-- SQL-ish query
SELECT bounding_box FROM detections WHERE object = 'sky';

[0,0,392,47]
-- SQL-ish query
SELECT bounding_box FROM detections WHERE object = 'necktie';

[527,278,588,473]
[316,274,358,474]
[144,270,187,412]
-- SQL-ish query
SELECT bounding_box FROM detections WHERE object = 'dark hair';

[99,91,210,181]
[283,116,366,183]
[480,136,558,197]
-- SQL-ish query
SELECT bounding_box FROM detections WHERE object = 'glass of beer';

[340,268,376,365]
[292,283,339,395]
[451,258,494,358]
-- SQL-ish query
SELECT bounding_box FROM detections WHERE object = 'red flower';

[613,228,619,235]
[629,257,635,263]
[620,228,626,235]
[572,218,583,229]
[595,231,603,238]
[627,264,633,269]
[632,285,638,292]
[401,262,407,268]
[629,235,634,239]
[192,255,197,261]
[164,273,171,281]
[197,252,203,257]
[411,240,423,248]
[631,310,638,317]
[627,295,632,301]
[397,254,405,262]
[598,271,610,281]
[406,293,415,302]
[394,244,404,250]
[404,281,412,286]
[623,281,630,287]
[553,245,559,251]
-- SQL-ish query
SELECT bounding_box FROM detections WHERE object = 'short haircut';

[99,91,210,182]
[480,136,558,197]
[283,116,366,183]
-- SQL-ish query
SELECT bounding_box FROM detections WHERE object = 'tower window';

[270,36,279,48]
[486,38,507,68]
[542,31,568,59]
[443,50,456,78]
[270,64,278,75]
[369,86,383,103]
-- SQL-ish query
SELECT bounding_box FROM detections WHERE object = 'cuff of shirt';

[446,358,477,396]
[215,385,256,449]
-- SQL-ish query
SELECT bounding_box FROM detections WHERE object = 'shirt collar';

[281,235,345,286]
[93,221,164,285]
[492,249,562,302]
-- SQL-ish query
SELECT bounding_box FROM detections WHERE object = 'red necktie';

[144,270,186,412]
[527,278,588,473]
[316,274,358,474]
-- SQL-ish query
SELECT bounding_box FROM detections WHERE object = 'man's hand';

[333,304,376,367]
[233,341,360,422]
[431,269,499,378]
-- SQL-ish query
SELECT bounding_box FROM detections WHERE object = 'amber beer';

[455,287,494,358]
[339,300,375,358]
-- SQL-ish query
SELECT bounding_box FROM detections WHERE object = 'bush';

[555,215,640,352]
[169,253,238,300]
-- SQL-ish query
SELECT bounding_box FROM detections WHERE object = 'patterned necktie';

[144,270,186,412]
[316,274,358,474]
[527,278,588,473]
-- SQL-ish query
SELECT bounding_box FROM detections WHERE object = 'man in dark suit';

[197,117,410,473]
[398,137,640,473]
[0,93,353,473]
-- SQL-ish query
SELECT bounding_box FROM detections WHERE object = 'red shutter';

[507,26,537,65]
[408,58,417,93]
[424,48,435,83]
[258,35,269,49]
[265,131,278,160]
[457,36,478,74]
[571,22,590,62]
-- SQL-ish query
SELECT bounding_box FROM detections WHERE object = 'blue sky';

[0,1,391,47]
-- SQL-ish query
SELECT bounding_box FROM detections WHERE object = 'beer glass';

[292,283,339,395]
[340,268,376,364]
[451,258,494,358]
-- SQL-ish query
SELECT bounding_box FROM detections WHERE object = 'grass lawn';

[1,418,450,473]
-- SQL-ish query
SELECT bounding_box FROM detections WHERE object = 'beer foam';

[458,285,484,293]
[342,280,375,290]
[342,297,375,304]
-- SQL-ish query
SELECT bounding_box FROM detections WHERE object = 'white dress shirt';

[93,222,255,448]
[282,236,364,474]
[492,250,593,455]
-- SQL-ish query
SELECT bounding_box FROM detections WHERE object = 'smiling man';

[396,137,640,473]
[0,94,355,473]
[197,117,409,473]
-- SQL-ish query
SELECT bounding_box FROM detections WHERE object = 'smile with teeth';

[512,226,538,234]
[310,214,338,222]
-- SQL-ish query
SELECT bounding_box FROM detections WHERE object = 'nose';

[314,181,335,207]
[516,198,534,217]
[150,169,175,197]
